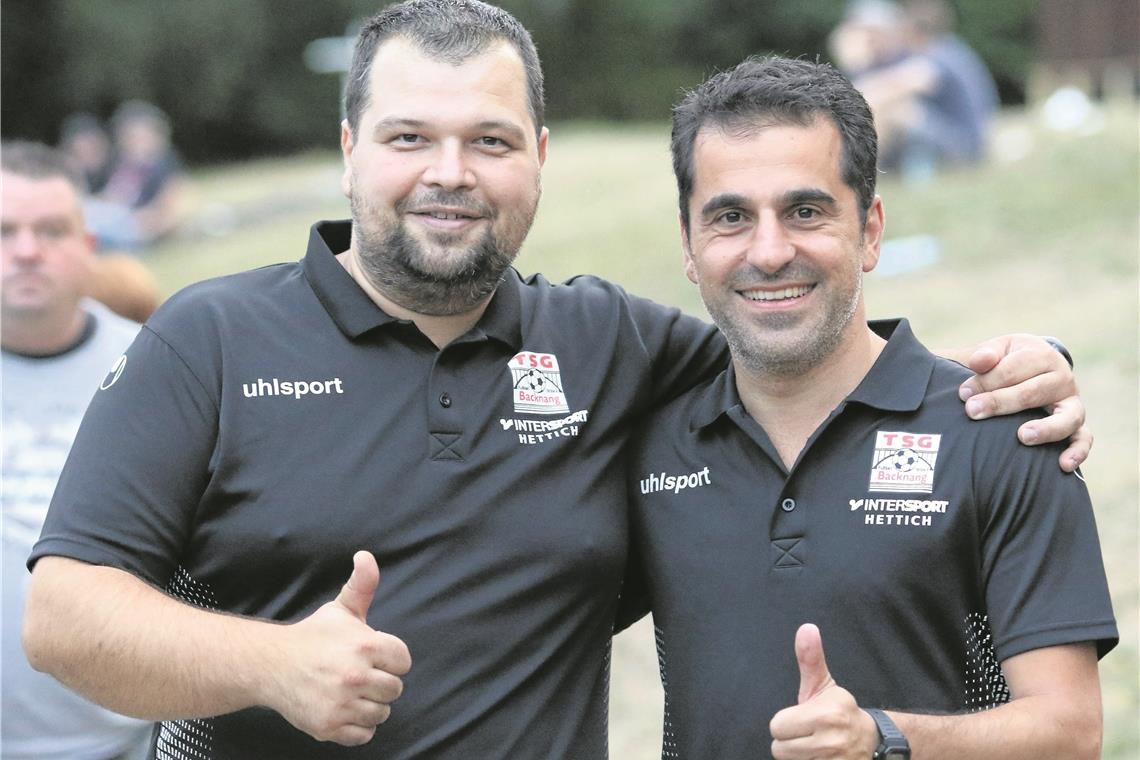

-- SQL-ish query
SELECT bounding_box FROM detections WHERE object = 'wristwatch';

[864,708,910,759]
[1043,336,1074,368]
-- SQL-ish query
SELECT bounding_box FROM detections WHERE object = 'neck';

[337,249,490,349]
[736,319,886,469]
[1,307,88,356]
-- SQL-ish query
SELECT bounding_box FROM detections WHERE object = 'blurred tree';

[0,0,1040,163]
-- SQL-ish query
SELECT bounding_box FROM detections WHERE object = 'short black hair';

[1,140,87,194]
[345,0,544,138]
[671,56,878,230]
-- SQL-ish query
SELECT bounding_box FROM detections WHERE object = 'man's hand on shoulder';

[952,333,1089,472]
[265,551,411,746]
[769,624,879,759]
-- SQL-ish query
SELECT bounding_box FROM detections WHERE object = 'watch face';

[883,749,910,759]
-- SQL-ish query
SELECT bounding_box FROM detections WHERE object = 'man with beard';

[628,56,1115,759]
[24,2,1090,758]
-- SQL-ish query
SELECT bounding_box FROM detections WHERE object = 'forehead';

[0,172,84,223]
[690,118,848,203]
[364,36,533,133]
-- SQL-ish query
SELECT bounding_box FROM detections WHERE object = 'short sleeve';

[29,324,219,587]
[977,433,1118,661]
[623,292,727,408]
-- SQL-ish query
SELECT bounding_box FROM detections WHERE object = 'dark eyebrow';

[699,193,749,221]
[779,188,837,208]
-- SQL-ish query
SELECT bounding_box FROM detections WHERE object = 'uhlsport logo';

[639,466,711,495]
[868,430,941,494]
[508,351,570,414]
[242,377,344,400]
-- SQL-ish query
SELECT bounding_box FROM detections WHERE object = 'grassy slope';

[144,105,1138,758]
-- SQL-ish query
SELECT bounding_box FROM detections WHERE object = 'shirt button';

[439,393,452,408]
[781,498,796,512]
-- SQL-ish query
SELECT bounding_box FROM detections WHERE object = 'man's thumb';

[795,623,835,704]
[335,550,380,621]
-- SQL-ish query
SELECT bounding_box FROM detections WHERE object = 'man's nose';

[744,214,795,274]
[421,141,476,191]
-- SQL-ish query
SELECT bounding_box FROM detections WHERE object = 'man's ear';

[537,126,549,167]
[681,215,699,285]
[339,120,355,198]
[861,195,885,273]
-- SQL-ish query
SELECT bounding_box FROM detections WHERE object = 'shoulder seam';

[141,324,221,415]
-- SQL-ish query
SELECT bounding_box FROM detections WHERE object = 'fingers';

[771,706,879,760]
[371,632,412,676]
[324,701,393,746]
[959,335,1077,419]
[342,663,406,703]
[1056,422,1092,473]
[335,551,380,621]
[1012,393,1086,445]
[795,623,834,704]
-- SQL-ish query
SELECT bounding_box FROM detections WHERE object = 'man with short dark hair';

[1,140,151,760]
[23,3,1093,758]
[629,55,1115,759]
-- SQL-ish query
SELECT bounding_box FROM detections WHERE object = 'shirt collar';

[691,318,934,430]
[302,219,522,349]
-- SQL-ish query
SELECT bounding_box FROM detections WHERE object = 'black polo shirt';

[628,319,1117,760]
[31,221,727,759]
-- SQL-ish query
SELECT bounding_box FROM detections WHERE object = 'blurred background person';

[2,140,153,760]
[58,112,114,195]
[833,0,999,180]
[84,101,190,252]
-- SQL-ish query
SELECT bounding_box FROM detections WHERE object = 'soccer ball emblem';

[881,448,928,472]
[516,369,559,392]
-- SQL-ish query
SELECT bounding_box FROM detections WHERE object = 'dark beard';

[351,193,517,317]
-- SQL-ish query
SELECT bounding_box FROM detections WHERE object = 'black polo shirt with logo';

[628,319,1117,760]
[31,221,727,759]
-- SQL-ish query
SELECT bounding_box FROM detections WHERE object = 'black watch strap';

[865,708,910,759]
[1043,335,1074,368]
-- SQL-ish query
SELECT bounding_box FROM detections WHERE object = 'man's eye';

[719,211,744,224]
[793,207,818,220]
[395,134,421,144]
[478,136,506,148]
[37,223,69,239]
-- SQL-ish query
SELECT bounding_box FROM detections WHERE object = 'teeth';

[428,212,468,220]
[743,285,812,301]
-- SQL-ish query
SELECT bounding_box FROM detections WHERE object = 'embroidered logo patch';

[868,431,941,493]
[508,351,570,414]
[100,354,127,390]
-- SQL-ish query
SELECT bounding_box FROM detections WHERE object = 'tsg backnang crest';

[868,430,941,494]
[508,351,570,414]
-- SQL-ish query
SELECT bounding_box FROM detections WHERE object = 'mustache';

[726,261,819,289]
[395,191,493,218]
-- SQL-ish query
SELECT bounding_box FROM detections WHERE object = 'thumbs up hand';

[769,624,879,759]
[265,551,412,746]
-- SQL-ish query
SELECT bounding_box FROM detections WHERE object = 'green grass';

[145,104,1139,758]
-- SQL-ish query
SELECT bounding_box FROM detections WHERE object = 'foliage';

[3,0,1040,161]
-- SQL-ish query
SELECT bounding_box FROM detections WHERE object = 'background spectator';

[1,140,152,760]
[834,0,999,180]
[58,112,114,195]
[85,101,190,251]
